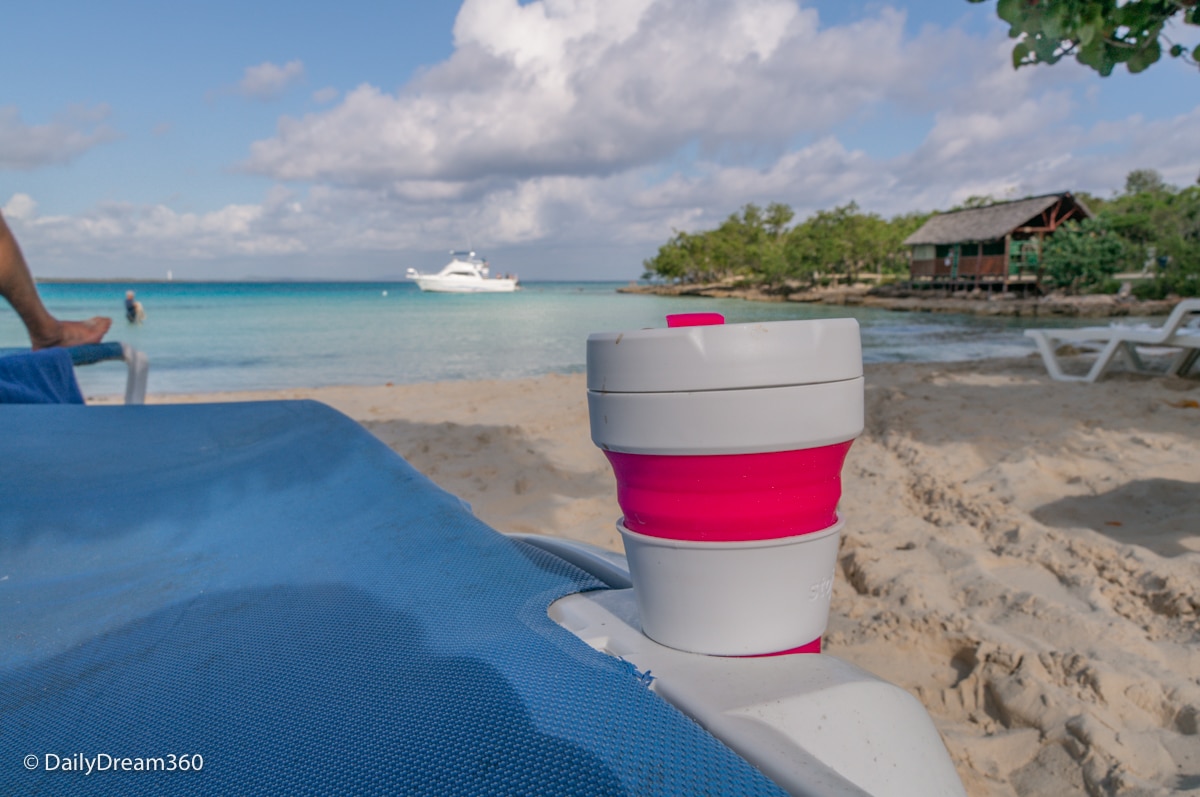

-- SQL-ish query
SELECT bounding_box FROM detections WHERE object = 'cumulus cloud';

[6,193,308,263]
[1081,106,1200,191]
[3,193,39,220]
[238,60,306,101]
[0,104,118,170]
[243,0,951,186]
[11,82,1198,276]
[239,0,1193,254]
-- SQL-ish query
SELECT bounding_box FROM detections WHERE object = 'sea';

[2,280,1069,398]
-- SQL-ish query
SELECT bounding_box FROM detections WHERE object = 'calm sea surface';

[2,281,1065,397]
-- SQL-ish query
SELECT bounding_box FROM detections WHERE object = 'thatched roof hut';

[904,192,1092,288]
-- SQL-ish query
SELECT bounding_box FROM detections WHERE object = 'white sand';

[96,355,1200,796]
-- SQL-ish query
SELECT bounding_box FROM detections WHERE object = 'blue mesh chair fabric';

[0,400,787,796]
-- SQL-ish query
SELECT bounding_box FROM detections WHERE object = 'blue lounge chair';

[0,399,964,796]
[0,342,148,404]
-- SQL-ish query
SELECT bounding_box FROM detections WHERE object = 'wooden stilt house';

[904,192,1092,291]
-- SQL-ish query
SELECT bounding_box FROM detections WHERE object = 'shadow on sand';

[1032,478,1200,558]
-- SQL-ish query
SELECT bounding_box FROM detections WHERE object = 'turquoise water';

[2,281,1046,397]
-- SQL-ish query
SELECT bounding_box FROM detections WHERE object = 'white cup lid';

[587,316,862,393]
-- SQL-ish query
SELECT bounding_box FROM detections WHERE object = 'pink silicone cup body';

[743,638,822,657]
[604,441,853,542]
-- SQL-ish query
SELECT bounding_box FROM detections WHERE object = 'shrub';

[1041,218,1131,294]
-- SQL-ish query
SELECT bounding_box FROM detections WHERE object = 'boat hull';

[412,277,518,293]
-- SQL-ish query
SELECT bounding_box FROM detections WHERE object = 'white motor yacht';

[406,251,518,293]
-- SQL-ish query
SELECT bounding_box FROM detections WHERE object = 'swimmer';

[124,290,146,324]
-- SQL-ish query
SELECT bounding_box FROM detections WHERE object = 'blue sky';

[2,0,1197,280]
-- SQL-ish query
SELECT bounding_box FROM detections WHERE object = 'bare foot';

[31,316,112,350]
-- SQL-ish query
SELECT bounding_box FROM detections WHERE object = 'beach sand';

[95,355,1200,796]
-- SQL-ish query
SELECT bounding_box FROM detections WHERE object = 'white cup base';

[617,518,843,656]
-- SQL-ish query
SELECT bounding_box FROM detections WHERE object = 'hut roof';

[903,192,1092,246]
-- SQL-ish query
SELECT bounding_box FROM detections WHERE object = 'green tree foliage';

[968,0,1200,76]
[1105,170,1200,298]
[642,171,1200,298]
[1125,168,1167,195]
[1041,217,1130,292]
[642,202,929,288]
[1074,189,1107,214]
[1040,171,1199,296]
[954,195,1001,209]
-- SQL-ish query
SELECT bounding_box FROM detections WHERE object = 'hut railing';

[911,259,949,278]
[957,254,1007,277]
[911,255,1008,280]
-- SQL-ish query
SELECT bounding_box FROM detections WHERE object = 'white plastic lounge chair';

[1024,298,1200,383]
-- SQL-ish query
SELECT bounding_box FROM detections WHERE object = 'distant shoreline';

[618,282,1181,318]
[37,278,196,285]
[35,277,406,284]
[35,278,632,285]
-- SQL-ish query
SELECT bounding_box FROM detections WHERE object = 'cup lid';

[587,317,861,392]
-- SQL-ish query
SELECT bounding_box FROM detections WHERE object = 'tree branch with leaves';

[969,0,1199,75]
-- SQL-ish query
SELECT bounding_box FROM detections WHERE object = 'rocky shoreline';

[617,282,1181,318]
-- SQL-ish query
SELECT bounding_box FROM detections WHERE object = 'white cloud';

[1082,106,1200,191]
[0,105,118,170]
[3,193,38,220]
[238,60,306,101]
[243,0,945,186]
[11,78,1199,278]
[6,194,306,261]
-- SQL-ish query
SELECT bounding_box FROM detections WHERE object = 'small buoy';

[382,290,388,296]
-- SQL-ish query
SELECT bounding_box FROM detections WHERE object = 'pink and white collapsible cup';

[587,313,864,656]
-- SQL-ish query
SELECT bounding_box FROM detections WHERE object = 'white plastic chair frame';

[1024,299,1200,383]
[118,343,150,404]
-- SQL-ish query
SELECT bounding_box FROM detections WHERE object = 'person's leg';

[0,211,110,348]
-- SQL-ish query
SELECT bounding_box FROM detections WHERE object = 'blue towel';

[0,348,84,404]
[0,401,787,796]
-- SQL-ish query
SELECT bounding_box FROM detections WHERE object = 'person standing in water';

[0,210,111,348]
[124,290,145,324]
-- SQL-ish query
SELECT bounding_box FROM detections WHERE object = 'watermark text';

[24,753,204,774]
